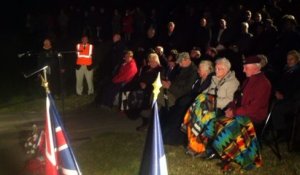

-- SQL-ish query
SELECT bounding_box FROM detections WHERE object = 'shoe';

[205,152,217,160]
[185,147,206,158]
[222,163,234,174]
[185,148,197,156]
[216,160,234,174]
[190,149,218,160]
[180,123,187,133]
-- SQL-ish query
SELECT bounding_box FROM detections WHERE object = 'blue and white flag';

[139,73,168,175]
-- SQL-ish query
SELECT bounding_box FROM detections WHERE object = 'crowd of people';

[22,0,300,173]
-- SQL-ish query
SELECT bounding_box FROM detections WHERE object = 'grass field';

[1,90,300,175]
[74,132,300,175]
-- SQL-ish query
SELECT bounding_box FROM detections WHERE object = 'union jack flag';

[43,93,81,175]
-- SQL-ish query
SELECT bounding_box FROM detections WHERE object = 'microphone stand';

[23,66,48,79]
[57,52,65,118]
[18,51,40,58]
[56,50,78,119]
[22,50,78,124]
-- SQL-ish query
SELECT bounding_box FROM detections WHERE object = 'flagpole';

[40,67,50,94]
[139,72,169,175]
[39,66,81,175]
[44,79,82,174]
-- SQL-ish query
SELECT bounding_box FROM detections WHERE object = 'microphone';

[18,51,31,58]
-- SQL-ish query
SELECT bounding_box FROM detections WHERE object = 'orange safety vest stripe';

[76,44,93,65]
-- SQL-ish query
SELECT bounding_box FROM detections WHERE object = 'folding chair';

[288,101,300,151]
[259,102,282,160]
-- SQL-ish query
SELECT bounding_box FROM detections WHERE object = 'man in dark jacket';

[271,50,300,140]
[38,38,61,97]
[157,52,198,109]
[157,52,197,144]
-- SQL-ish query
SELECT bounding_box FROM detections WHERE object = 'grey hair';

[148,53,161,65]
[287,50,300,62]
[199,60,214,73]
[254,63,262,69]
[257,54,268,68]
[241,22,249,28]
[168,21,175,27]
[155,46,164,53]
[215,57,231,70]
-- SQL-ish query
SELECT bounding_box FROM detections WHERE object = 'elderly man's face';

[287,54,298,67]
[243,64,259,77]
[178,59,190,68]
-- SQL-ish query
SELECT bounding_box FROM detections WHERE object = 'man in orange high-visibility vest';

[76,35,94,95]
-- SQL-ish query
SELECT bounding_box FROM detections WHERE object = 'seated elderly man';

[225,55,272,125]
[157,52,198,131]
[158,52,198,109]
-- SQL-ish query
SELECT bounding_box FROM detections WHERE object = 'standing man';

[76,35,94,95]
[37,38,61,98]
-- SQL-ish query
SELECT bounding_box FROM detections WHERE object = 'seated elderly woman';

[184,56,271,173]
[119,52,163,130]
[97,50,138,108]
[183,57,239,154]
[163,60,215,145]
